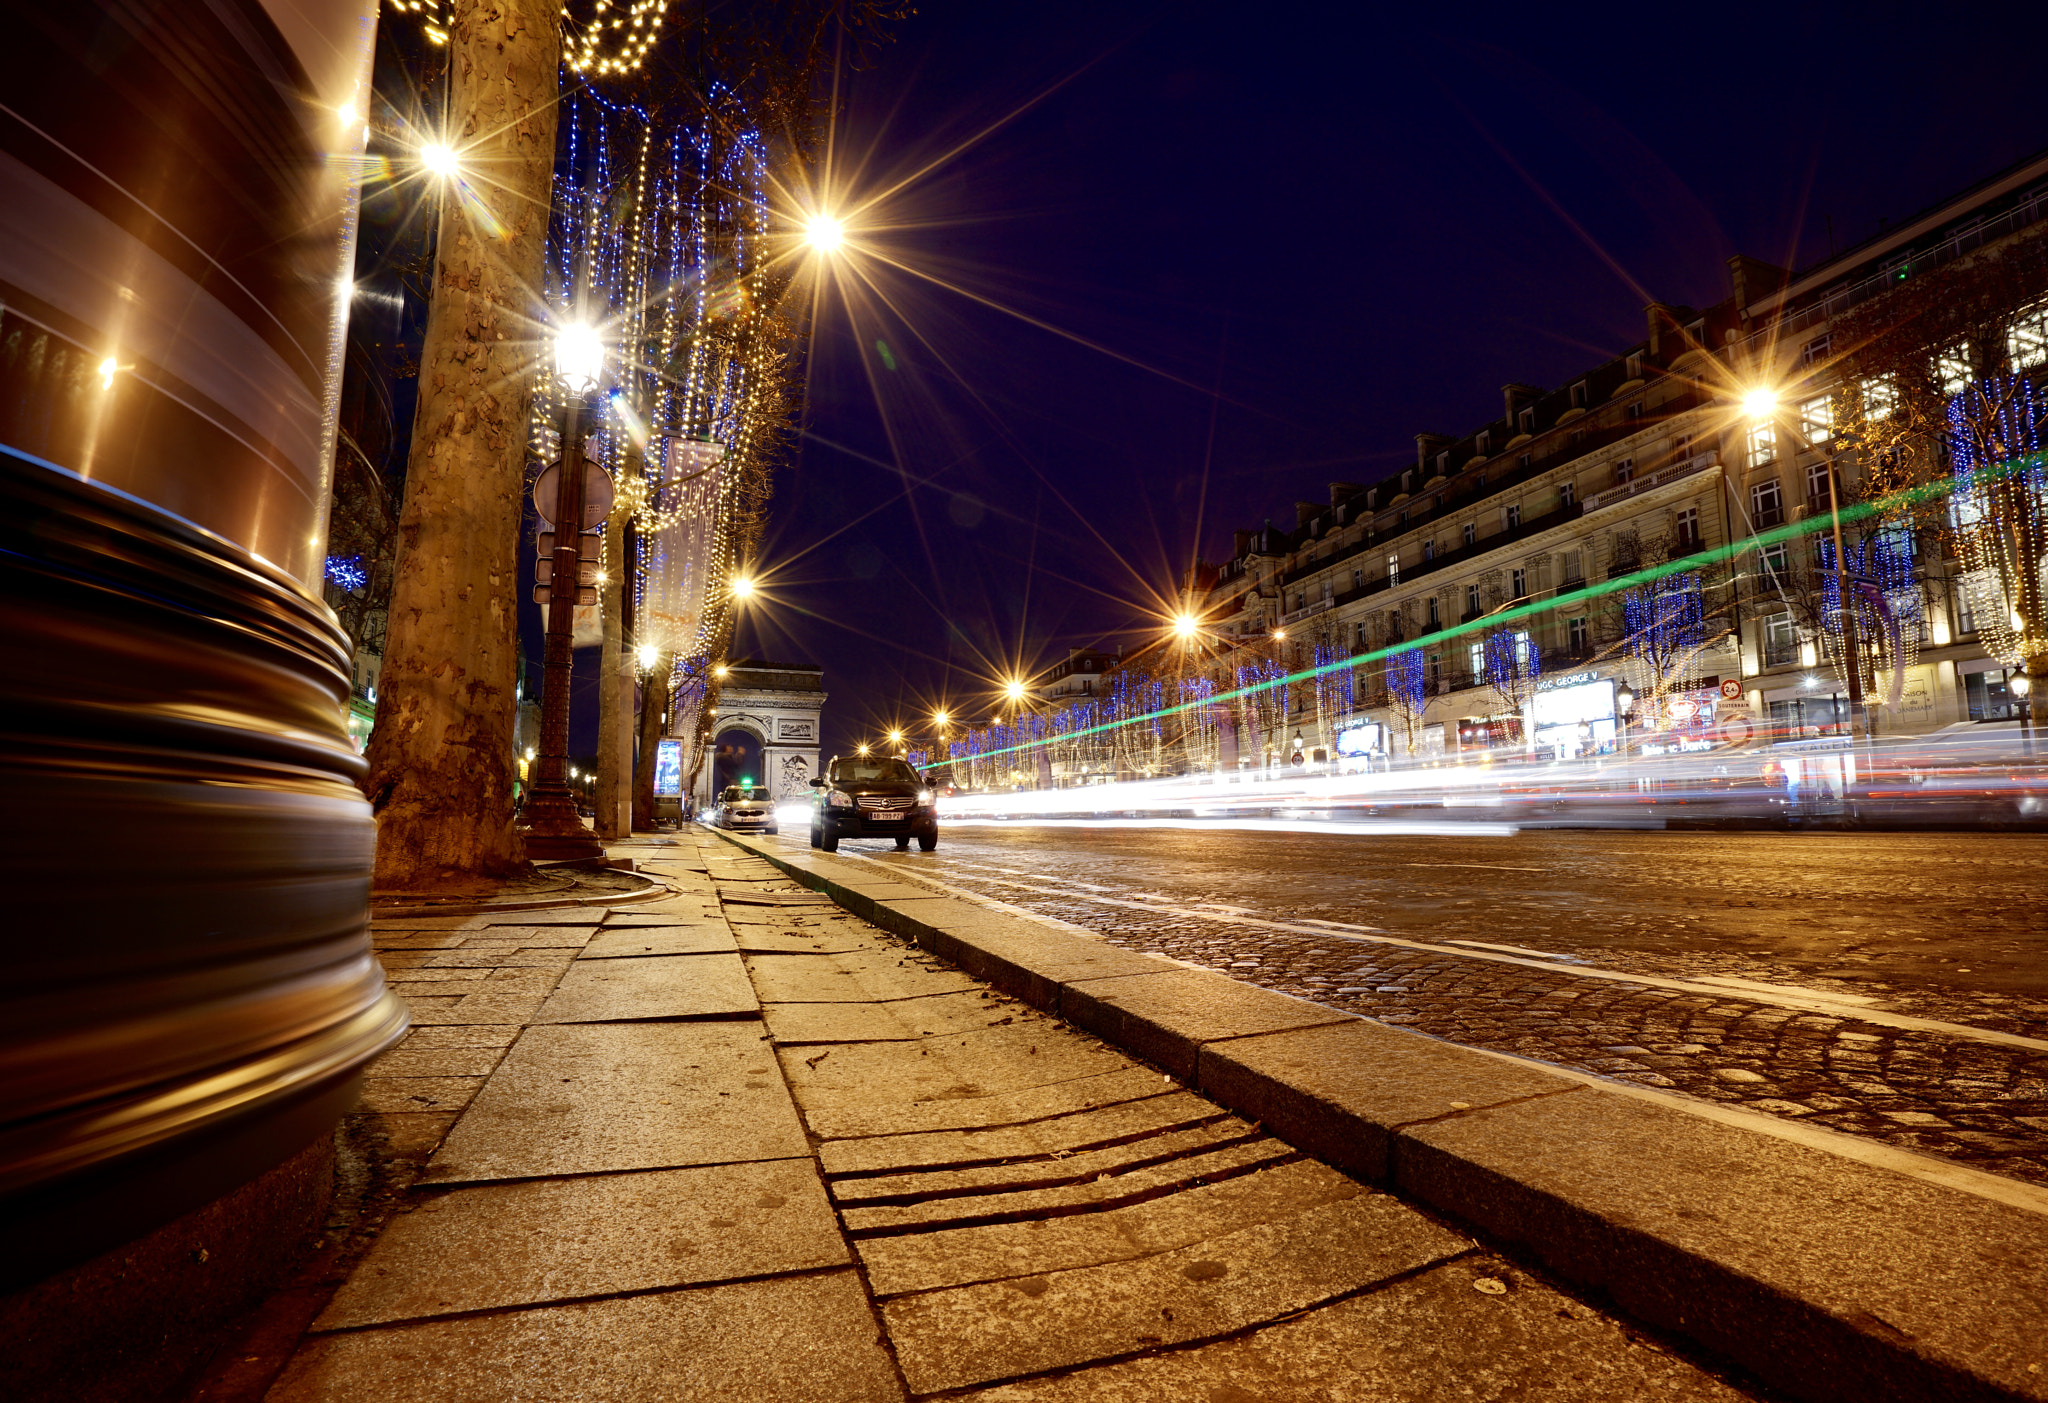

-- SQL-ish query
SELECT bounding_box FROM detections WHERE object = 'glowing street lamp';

[1173,613,1200,640]
[1004,679,1026,702]
[418,141,460,178]
[934,710,949,728]
[554,323,604,394]
[888,729,904,746]
[713,663,729,678]
[804,215,844,252]
[730,575,756,601]
[636,642,659,672]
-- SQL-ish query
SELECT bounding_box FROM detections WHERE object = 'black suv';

[810,755,937,852]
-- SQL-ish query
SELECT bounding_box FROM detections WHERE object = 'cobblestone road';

[772,824,2048,1186]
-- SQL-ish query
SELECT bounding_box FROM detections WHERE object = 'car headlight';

[916,789,933,804]
[826,789,853,808]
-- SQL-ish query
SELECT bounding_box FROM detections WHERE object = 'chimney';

[1501,385,1542,433]
[1726,254,1790,321]
[1328,480,1363,507]
[1414,433,1451,471]
[1295,500,1320,528]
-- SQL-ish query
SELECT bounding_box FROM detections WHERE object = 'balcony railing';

[1582,450,1719,512]
[1278,597,1333,626]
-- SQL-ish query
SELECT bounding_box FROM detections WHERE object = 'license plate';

[867,812,903,821]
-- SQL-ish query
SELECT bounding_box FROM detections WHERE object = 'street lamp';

[418,141,460,178]
[805,214,844,251]
[2011,670,2035,758]
[1173,613,1199,640]
[1746,382,1865,745]
[730,575,755,601]
[521,318,609,859]
[1615,685,1635,758]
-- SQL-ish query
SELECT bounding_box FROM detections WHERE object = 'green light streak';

[962,460,2033,764]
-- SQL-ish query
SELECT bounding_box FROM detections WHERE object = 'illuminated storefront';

[1531,672,1617,758]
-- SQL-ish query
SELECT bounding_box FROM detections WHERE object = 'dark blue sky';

[712,1,2048,759]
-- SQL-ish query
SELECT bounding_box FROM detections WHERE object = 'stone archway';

[691,660,827,808]
[709,722,767,796]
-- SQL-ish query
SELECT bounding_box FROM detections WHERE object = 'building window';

[1468,639,1485,678]
[1672,433,1693,461]
[1511,567,1526,598]
[2010,302,2048,370]
[1517,452,1532,470]
[1626,352,1642,380]
[1505,504,1522,529]
[1936,344,1973,396]
[1519,407,1535,434]
[1388,609,1403,640]
[1476,431,1491,455]
[1560,480,1576,507]
[1759,540,1788,577]
[1614,458,1635,485]
[1571,381,1588,409]
[1433,453,1449,476]
[1462,522,1476,546]
[1476,472,1487,487]
[1569,615,1589,652]
[1465,584,1480,618]
[1427,597,1440,629]
[1746,421,1777,469]
[1351,567,1363,591]
[1560,549,1583,587]
[1674,507,1700,548]
[1751,478,1783,529]
[1423,540,1436,562]
[1401,470,1414,492]
[1386,552,1399,585]
[1806,461,1834,508]
[1763,613,1799,667]
[1799,394,1833,443]
[1294,592,1306,611]
[1801,333,1832,367]
[1354,621,1368,650]
[1862,374,1899,421]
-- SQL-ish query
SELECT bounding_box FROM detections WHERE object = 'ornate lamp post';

[522,323,607,860]
[1615,685,1636,759]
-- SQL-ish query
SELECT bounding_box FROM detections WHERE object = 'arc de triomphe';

[695,659,827,807]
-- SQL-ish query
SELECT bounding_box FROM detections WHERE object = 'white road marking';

[1402,862,1546,872]
[830,847,2048,1056]
[1444,939,1579,961]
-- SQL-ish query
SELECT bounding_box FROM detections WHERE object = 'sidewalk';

[256,831,1752,1401]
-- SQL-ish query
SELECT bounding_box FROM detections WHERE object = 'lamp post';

[2011,669,2035,758]
[1615,685,1635,759]
[521,322,607,859]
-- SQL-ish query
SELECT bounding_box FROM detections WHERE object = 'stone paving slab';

[778,1021,1139,1114]
[841,1137,1298,1233]
[315,1159,847,1329]
[471,925,597,946]
[820,1088,1223,1176]
[762,989,1049,1047]
[1199,1018,1586,1182]
[406,991,550,1026]
[958,1256,1750,1403]
[1399,1087,2048,1403]
[269,1272,903,1403]
[1060,967,1358,1080]
[425,1022,808,1183]
[357,1077,486,1114]
[799,1066,1175,1141]
[733,925,889,955]
[419,949,578,969]
[530,954,756,1023]
[368,1046,505,1078]
[859,1158,1365,1295]
[832,1119,1260,1206]
[577,925,737,958]
[368,932,471,950]
[398,1025,522,1050]
[882,1192,1468,1394]
[746,950,983,1003]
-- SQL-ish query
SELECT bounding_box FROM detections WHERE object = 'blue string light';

[324,554,367,592]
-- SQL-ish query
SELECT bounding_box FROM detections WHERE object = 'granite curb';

[712,828,2048,1403]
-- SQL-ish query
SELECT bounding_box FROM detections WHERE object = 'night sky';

[432,2,2048,763]
[724,0,2048,759]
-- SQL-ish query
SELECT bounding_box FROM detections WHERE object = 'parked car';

[713,784,778,834]
[811,755,937,852]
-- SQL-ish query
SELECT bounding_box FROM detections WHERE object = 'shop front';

[1531,671,1617,759]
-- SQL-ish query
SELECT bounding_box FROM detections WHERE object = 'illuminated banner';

[639,437,724,658]
[654,738,683,797]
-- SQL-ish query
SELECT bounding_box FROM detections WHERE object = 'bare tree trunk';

[594,446,631,839]
[364,0,560,887]
[633,652,673,829]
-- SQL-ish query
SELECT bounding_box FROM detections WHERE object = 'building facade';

[1192,149,2048,768]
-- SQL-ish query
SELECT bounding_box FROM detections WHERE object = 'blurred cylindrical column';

[0,0,403,1314]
